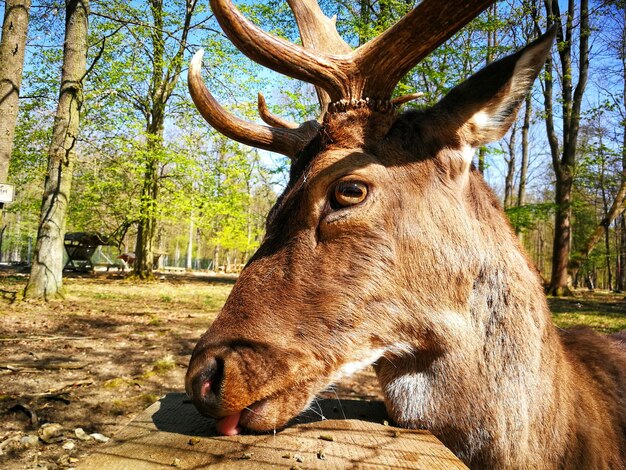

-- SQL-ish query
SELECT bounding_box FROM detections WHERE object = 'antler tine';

[209,0,351,102]
[189,50,317,158]
[286,0,352,111]
[354,0,494,99]
[257,92,299,129]
[286,0,350,54]
[392,92,424,107]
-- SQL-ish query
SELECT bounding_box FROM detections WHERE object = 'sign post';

[0,184,15,204]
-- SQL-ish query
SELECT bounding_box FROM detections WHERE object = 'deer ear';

[437,27,555,150]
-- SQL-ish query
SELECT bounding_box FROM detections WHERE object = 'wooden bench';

[78,393,467,469]
[161,266,186,273]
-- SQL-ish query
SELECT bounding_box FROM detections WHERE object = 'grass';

[1,270,624,336]
[552,312,625,333]
[103,377,127,389]
[549,291,626,333]
[151,355,177,373]
[147,315,163,326]
[203,295,227,310]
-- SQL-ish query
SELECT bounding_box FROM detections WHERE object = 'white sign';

[0,184,15,203]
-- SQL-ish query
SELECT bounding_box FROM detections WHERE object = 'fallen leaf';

[90,433,109,443]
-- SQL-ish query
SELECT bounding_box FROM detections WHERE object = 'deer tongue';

[216,411,242,436]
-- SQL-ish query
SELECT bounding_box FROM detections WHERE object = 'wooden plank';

[78,393,467,469]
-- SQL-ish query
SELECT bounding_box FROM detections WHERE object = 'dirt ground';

[0,267,381,470]
[1,267,625,469]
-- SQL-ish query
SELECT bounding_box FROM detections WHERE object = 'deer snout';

[186,333,323,434]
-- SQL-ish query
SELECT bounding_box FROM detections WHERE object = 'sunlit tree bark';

[24,0,89,299]
[0,0,30,184]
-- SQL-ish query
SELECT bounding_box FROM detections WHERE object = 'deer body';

[370,149,626,467]
[185,1,626,467]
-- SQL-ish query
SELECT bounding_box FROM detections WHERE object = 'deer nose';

[189,356,224,414]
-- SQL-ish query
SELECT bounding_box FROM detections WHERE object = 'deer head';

[186,0,555,439]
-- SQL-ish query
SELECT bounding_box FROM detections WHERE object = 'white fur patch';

[459,144,476,165]
[335,348,386,380]
[384,372,431,424]
[384,342,415,358]
[470,110,490,128]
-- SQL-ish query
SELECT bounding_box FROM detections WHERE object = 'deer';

[185,0,626,468]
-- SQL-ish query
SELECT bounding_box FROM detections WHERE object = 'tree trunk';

[475,147,485,174]
[133,132,160,279]
[186,211,193,271]
[0,223,6,262]
[0,0,30,184]
[0,0,29,266]
[24,0,89,300]
[617,2,626,293]
[601,155,612,290]
[550,166,574,295]
[213,244,220,272]
[516,95,532,241]
[605,218,612,290]
[504,123,517,209]
[618,216,626,291]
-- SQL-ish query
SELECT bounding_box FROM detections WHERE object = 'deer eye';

[332,181,368,208]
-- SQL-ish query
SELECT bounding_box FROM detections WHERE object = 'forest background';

[0,0,621,297]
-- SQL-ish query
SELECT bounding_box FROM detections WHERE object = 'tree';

[560,1,626,289]
[0,0,31,259]
[0,0,30,185]
[568,119,622,288]
[596,0,626,291]
[132,0,195,279]
[516,94,533,237]
[477,3,500,175]
[503,122,517,209]
[93,0,199,279]
[534,0,590,295]
[24,0,89,299]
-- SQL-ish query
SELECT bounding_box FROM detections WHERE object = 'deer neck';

[375,178,566,466]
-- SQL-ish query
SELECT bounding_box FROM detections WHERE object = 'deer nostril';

[200,380,211,397]
[192,356,224,403]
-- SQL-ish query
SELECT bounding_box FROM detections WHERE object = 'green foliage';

[1,0,535,267]
[2,0,623,295]
[506,203,556,232]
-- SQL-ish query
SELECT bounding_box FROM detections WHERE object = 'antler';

[257,92,299,129]
[286,0,350,55]
[188,50,319,157]
[190,0,493,156]
[392,92,424,107]
[209,0,494,103]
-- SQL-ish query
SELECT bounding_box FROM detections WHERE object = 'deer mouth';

[215,384,315,435]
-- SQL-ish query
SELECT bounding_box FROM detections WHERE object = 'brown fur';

[186,33,626,469]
